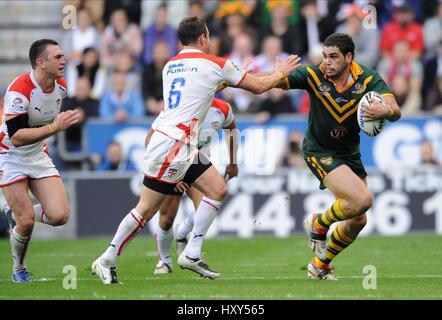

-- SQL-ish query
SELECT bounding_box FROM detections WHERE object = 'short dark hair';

[29,39,58,69]
[178,16,207,46]
[324,33,355,60]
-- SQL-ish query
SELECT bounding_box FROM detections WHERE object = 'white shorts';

[144,130,199,184]
[0,151,60,187]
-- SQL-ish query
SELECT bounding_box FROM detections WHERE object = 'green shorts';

[303,151,367,190]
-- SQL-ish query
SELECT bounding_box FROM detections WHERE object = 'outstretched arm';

[236,55,301,94]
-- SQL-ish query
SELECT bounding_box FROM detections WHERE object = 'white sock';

[177,210,195,240]
[33,204,53,225]
[10,227,31,272]
[184,197,222,259]
[155,225,173,266]
[101,209,145,267]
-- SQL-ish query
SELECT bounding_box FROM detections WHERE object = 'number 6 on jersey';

[168,77,186,109]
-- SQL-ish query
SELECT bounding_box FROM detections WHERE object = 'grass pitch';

[0,234,441,300]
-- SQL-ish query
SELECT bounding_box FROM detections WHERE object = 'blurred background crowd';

[0,0,441,172]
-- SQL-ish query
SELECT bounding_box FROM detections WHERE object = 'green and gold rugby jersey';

[286,61,393,156]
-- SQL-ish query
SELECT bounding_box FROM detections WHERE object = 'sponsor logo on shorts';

[320,156,333,166]
[330,127,348,138]
[168,168,177,178]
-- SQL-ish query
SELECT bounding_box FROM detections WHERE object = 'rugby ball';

[357,91,386,136]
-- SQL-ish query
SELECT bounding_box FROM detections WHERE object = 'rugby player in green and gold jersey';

[278,33,401,280]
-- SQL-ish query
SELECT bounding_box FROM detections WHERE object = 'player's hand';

[363,99,393,121]
[224,164,238,181]
[242,57,255,73]
[53,109,81,130]
[276,55,301,77]
[174,181,189,193]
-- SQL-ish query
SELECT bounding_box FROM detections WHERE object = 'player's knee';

[50,208,70,226]
[209,183,228,201]
[355,192,373,214]
[352,214,367,229]
[17,215,35,230]
[159,216,174,230]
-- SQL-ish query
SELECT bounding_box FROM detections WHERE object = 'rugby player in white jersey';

[92,16,301,283]
[0,39,81,282]
[151,98,238,274]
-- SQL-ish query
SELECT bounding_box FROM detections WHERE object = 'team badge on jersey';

[12,97,25,111]
[320,156,333,166]
[352,82,364,94]
[319,83,331,94]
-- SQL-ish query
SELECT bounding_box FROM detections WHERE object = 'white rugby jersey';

[152,48,245,146]
[1,71,67,155]
[197,98,234,158]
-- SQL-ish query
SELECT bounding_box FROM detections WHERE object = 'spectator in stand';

[389,75,419,115]
[255,88,294,123]
[254,35,294,121]
[103,0,142,26]
[61,77,99,152]
[214,0,258,22]
[426,76,442,115]
[420,140,440,167]
[100,8,143,70]
[223,32,260,113]
[141,3,177,66]
[96,141,137,172]
[63,7,100,67]
[378,40,423,115]
[142,41,169,116]
[380,2,424,59]
[67,47,107,99]
[64,0,105,30]
[260,1,299,56]
[111,52,141,93]
[99,72,144,122]
[140,0,189,29]
[423,40,442,111]
[295,0,338,59]
[280,130,304,168]
[217,11,258,57]
[255,36,289,73]
[423,2,442,59]
[336,4,379,68]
